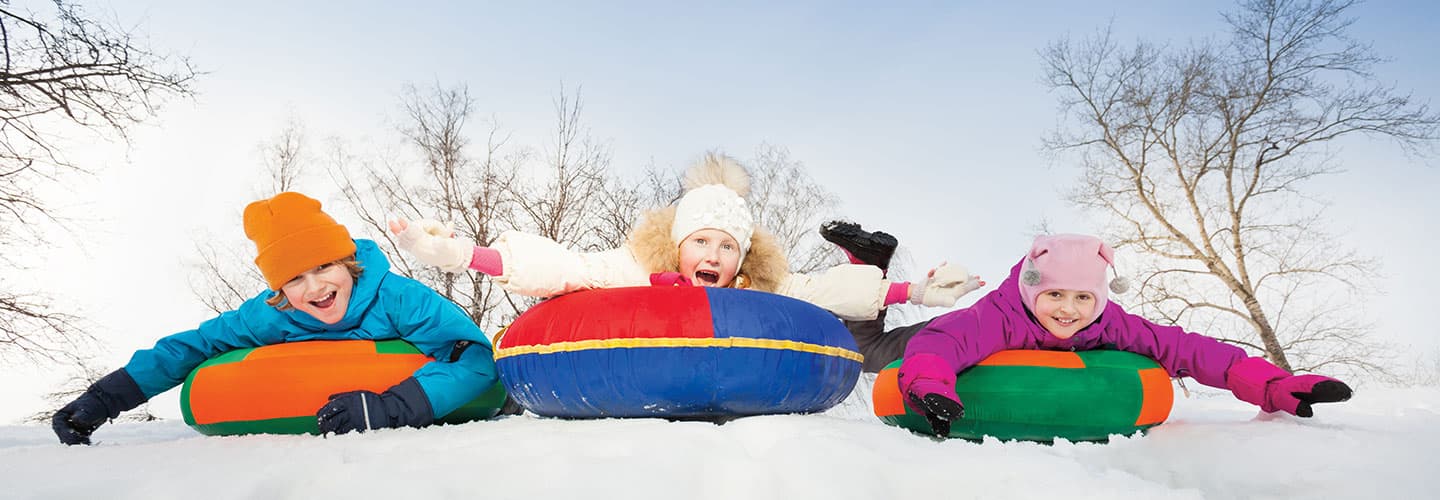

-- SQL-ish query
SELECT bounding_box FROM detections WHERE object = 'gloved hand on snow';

[316,377,435,435]
[389,218,474,273]
[908,263,984,307]
[898,353,965,437]
[906,382,965,437]
[1225,357,1353,417]
[52,369,148,445]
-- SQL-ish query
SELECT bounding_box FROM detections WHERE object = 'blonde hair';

[265,257,364,310]
[732,273,751,289]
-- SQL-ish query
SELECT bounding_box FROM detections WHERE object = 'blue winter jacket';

[123,239,498,418]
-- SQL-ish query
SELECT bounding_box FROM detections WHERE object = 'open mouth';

[694,270,721,286]
[310,291,337,309]
[1053,317,1078,327]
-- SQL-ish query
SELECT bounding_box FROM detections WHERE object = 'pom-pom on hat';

[1017,234,1130,316]
[670,152,755,263]
[243,192,356,291]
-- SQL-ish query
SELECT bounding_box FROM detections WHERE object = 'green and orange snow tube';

[873,350,1174,443]
[180,339,506,436]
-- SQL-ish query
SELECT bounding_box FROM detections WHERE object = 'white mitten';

[908,263,983,307]
[393,218,472,273]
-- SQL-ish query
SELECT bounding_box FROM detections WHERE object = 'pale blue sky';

[4,1,1436,420]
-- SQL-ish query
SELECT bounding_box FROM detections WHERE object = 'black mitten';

[52,369,147,445]
[1288,380,1353,418]
[316,377,435,435]
[905,392,965,437]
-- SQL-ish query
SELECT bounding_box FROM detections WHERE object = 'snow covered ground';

[3,380,1436,500]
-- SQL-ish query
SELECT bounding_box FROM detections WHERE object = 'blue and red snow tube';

[494,286,862,418]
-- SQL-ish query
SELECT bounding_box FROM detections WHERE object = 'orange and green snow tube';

[873,350,1174,443]
[180,339,505,436]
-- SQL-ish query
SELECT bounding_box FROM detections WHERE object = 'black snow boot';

[820,221,897,272]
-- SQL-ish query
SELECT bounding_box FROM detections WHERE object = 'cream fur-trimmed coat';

[485,205,890,321]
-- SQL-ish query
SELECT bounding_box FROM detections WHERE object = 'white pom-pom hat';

[671,152,755,263]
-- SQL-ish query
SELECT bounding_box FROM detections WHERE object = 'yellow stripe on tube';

[495,336,864,363]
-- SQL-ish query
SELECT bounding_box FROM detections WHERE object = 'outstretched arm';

[124,298,286,398]
[1099,304,1247,389]
[1101,306,1351,417]
[898,263,985,307]
[390,218,483,274]
[391,218,647,297]
[55,295,283,444]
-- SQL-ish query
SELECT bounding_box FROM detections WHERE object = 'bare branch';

[1,0,196,362]
[1044,0,1432,374]
[747,144,842,273]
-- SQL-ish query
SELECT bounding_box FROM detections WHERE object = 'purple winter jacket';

[902,258,1246,390]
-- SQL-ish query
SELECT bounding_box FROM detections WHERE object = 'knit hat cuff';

[254,224,356,290]
[1016,234,1119,315]
[670,184,755,258]
[1019,275,1110,312]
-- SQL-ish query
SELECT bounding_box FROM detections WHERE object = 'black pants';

[845,308,933,373]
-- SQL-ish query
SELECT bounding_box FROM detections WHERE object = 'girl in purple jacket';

[898,234,1353,436]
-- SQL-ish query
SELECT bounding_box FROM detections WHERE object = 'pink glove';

[1225,357,1353,417]
[649,272,693,287]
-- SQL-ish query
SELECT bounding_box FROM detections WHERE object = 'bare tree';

[1042,0,1438,376]
[333,83,523,330]
[0,0,196,360]
[1411,348,1440,387]
[0,291,85,363]
[185,119,308,313]
[27,363,155,424]
[186,238,264,315]
[591,161,680,248]
[747,144,842,274]
[510,86,612,253]
[594,145,844,274]
[260,116,308,194]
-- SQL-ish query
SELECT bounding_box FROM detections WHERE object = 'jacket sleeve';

[1099,304,1247,389]
[775,264,888,321]
[487,230,649,297]
[123,297,285,398]
[902,308,1010,377]
[388,280,500,418]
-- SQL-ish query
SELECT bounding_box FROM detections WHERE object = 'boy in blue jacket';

[52,192,498,444]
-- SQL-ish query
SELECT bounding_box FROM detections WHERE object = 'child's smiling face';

[281,261,354,324]
[677,228,742,287]
[1032,288,1097,339]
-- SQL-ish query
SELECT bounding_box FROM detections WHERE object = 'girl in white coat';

[390,152,980,322]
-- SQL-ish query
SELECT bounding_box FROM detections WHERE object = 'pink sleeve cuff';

[1224,356,1289,410]
[468,246,503,276]
[884,282,911,306]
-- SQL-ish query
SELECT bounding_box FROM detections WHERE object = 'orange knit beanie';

[243,192,356,290]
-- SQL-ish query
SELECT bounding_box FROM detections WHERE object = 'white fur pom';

[1109,276,1131,294]
[683,152,751,198]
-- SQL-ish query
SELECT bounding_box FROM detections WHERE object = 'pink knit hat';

[1017,234,1130,316]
